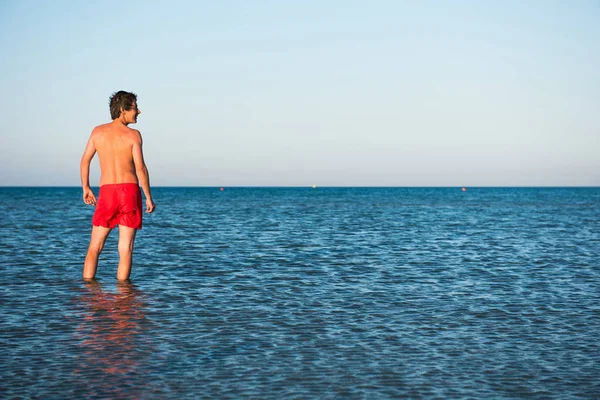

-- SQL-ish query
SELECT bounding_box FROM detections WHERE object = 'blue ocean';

[1,187,599,399]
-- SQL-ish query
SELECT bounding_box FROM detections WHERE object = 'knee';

[118,241,134,255]
[87,243,104,255]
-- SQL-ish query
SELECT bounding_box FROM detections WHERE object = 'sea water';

[1,187,599,399]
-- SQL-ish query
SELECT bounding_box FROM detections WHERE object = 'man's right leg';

[83,226,112,280]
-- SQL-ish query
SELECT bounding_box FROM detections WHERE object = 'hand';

[83,188,96,205]
[146,198,156,214]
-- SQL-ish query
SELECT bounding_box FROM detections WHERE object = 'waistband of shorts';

[99,183,140,189]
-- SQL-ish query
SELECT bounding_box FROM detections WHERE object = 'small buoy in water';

[462,187,467,192]
[220,188,224,191]
[312,184,317,189]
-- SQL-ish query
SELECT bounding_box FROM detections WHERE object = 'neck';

[115,116,130,126]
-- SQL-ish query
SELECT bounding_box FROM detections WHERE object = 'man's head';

[109,91,139,122]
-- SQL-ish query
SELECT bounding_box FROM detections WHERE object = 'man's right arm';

[132,130,155,213]
[80,130,97,205]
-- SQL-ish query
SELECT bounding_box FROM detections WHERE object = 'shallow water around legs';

[1,187,599,399]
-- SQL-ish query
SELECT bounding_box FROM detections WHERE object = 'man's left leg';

[117,226,137,281]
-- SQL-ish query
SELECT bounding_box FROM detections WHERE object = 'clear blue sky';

[1,0,598,186]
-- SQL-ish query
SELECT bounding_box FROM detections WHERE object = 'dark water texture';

[1,187,599,399]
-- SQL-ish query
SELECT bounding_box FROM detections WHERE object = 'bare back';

[92,122,140,186]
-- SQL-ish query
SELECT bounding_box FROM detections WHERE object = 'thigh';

[118,225,137,247]
[90,225,112,248]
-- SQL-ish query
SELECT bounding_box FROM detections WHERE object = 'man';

[80,90,155,281]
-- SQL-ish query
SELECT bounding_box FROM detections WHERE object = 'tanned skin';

[80,101,155,281]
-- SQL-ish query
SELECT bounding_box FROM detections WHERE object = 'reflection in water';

[74,281,151,395]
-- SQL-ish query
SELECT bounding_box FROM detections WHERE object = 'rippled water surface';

[1,187,599,399]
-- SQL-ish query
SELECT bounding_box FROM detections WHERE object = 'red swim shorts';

[92,183,143,229]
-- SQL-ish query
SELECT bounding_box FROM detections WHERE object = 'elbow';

[136,164,148,175]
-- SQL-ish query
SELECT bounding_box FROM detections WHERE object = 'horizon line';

[1,185,599,189]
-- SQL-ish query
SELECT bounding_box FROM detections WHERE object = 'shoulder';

[127,128,143,144]
[91,122,111,136]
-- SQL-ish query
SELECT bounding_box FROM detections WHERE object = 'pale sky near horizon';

[0,0,598,186]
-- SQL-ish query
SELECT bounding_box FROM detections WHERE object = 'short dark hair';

[109,90,137,120]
